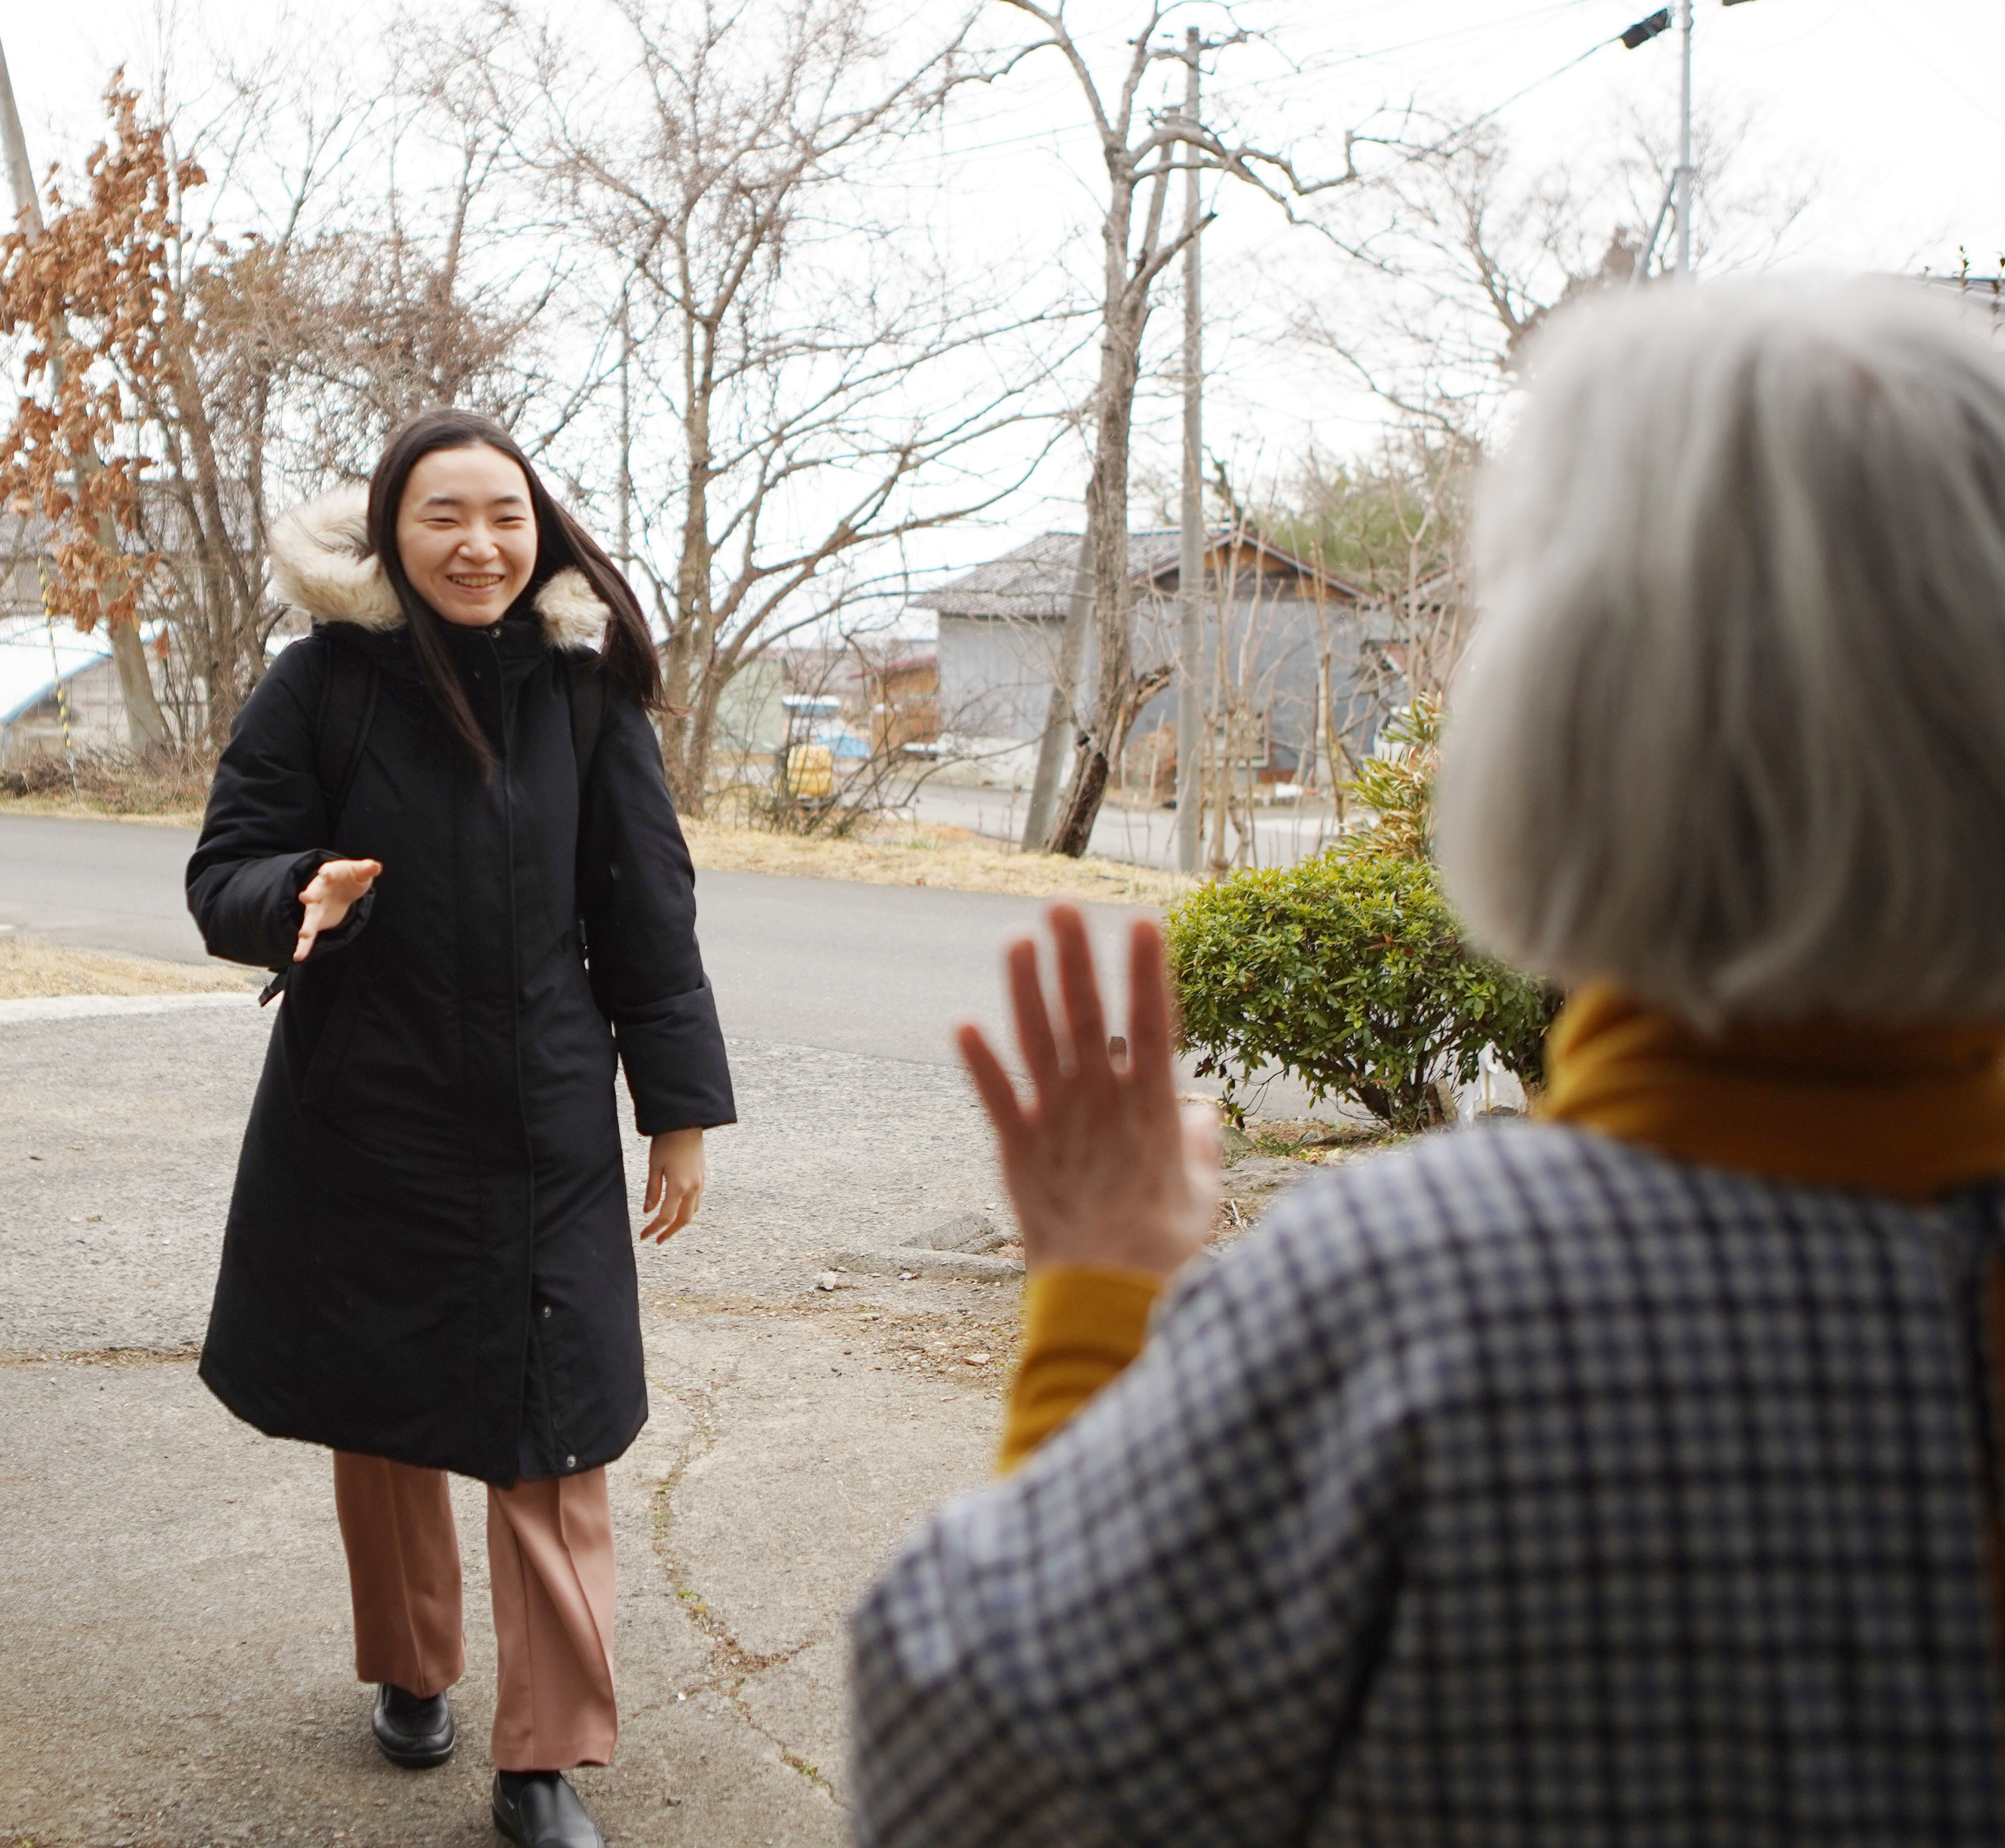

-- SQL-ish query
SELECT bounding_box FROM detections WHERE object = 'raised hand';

[957,906,1220,1279]
[294,858,383,963]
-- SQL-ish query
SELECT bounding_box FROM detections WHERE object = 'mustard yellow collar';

[1539,982,2005,1203]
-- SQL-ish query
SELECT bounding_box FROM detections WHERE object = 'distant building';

[909,528,1392,790]
[859,654,939,756]
[0,613,160,766]
[0,482,272,761]
[710,654,789,765]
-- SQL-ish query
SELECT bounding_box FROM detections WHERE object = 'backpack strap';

[314,631,380,837]
[262,634,379,1007]
[561,649,610,798]
[561,650,610,966]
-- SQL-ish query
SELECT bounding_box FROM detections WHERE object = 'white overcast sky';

[5,0,2001,586]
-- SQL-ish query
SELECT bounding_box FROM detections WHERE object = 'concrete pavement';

[0,989,1018,1847]
[1,1307,1000,1848]
[0,801,1053,1848]
[0,809,1320,1846]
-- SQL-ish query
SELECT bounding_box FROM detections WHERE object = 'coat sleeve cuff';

[996,1265,1165,1475]
[612,978,737,1135]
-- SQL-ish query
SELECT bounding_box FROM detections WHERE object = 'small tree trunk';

[1047,742,1109,858]
[1045,330,1140,856]
[1043,132,1153,859]
[1021,533,1094,851]
[108,620,171,753]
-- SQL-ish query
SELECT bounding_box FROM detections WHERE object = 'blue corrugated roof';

[0,614,116,726]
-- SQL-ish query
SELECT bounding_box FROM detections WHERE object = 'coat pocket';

[298,960,370,1111]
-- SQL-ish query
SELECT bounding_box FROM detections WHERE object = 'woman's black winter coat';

[187,501,733,1486]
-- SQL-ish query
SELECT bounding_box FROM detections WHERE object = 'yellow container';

[785,743,834,799]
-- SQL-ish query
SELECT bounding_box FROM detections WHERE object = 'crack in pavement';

[647,1366,843,1805]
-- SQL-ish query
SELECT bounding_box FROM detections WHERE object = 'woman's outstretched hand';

[642,1127,707,1242]
[294,858,382,962]
[958,906,1220,1279]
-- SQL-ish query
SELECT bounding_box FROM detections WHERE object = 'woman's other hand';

[294,858,383,962]
[642,1127,706,1242]
[958,906,1220,1279]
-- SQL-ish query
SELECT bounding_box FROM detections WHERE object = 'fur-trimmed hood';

[268,483,606,651]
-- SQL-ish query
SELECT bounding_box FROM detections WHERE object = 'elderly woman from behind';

[848,281,2005,1846]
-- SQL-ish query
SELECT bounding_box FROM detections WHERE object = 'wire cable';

[1473,28,1626,120]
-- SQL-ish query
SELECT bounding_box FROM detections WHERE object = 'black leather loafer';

[491,1770,606,1848]
[371,1683,455,1769]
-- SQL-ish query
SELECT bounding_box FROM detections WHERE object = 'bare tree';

[1274,106,1811,713]
[481,0,1071,812]
[1281,434,1472,715]
[1298,106,1814,436]
[998,1,1370,856]
[31,39,553,748]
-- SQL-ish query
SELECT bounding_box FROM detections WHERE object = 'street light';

[1617,0,1761,282]
[1621,9,1672,50]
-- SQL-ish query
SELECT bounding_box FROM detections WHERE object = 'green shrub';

[1164,850,1558,1133]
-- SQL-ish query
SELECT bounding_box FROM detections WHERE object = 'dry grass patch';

[0,934,254,999]
[1,747,214,822]
[1,764,1194,903]
[683,816,1194,907]
[0,792,205,827]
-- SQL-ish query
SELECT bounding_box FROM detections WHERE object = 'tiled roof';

[907,532,1087,620]
[910,529,1366,618]
[1,479,266,563]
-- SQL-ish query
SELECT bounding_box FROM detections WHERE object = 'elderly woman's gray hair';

[1435,280,2005,1029]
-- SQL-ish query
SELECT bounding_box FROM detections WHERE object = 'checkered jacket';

[849,1124,2005,1846]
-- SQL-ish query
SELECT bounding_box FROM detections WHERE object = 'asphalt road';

[0,811,1144,1069]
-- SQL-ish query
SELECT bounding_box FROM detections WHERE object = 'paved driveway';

[0,987,1010,1847]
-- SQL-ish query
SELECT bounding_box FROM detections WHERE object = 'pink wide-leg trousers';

[331,1451,618,1772]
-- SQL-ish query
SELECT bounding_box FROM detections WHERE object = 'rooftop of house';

[907,528,1367,621]
[0,614,120,726]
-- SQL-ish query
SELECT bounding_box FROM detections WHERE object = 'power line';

[878,2,1616,171]
[1204,0,1610,98]
[1471,7,1672,125]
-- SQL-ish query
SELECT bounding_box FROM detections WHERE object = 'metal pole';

[617,289,633,571]
[1174,28,1204,875]
[0,38,41,234]
[1674,0,1694,277]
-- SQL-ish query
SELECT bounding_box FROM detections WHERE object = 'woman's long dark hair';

[365,408,661,774]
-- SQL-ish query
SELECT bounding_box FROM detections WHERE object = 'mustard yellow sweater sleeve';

[997,1265,1165,1475]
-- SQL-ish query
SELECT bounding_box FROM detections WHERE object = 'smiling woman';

[395,446,540,628]
[184,408,735,1848]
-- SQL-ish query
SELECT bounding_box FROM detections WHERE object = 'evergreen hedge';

[1164,700,1558,1132]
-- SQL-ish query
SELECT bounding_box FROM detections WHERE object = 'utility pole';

[617,288,633,571]
[1174,27,1204,875]
[1673,0,1695,276]
[0,38,34,219]
[0,33,171,752]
